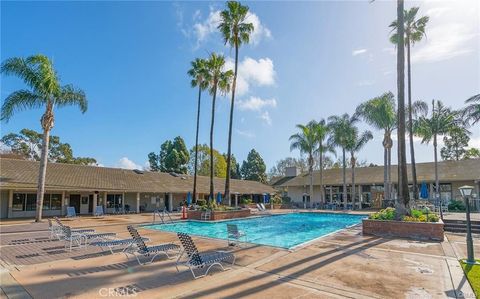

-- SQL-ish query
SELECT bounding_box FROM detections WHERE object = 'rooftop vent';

[133,169,144,174]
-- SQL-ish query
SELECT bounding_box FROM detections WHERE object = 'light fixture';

[459,185,474,197]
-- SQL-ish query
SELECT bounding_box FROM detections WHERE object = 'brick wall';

[187,209,251,220]
[362,219,444,241]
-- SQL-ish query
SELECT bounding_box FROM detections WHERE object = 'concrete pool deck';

[0,210,477,298]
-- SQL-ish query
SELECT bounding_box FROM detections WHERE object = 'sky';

[1,0,479,172]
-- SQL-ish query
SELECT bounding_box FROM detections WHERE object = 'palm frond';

[56,85,88,113]
[1,90,43,122]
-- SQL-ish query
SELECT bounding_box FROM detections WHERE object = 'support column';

[122,192,125,213]
[7,190,13,219]
[92,193,98,216]
[168,193,173,212]
[228,194,231,206]
[235,194,238,207]
[104,192,108,213]
[61,191,66,216]
[136,192,140,213]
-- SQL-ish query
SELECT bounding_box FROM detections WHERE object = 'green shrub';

[196,199,207,207]
[241,198,252,205]
[403,213,439,223]
[272,194,282,204]
[448,200,466,212]
[411,209,423,218]
[369,207,396,220]
[282,196,292,203]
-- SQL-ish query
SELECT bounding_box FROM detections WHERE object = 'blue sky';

[1,0,479,171]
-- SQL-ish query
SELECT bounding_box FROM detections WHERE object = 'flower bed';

[363,208,444,241]
[187,209,251,220]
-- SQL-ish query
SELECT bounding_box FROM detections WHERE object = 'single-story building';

[276,159,480,209]
[0,158,275,219]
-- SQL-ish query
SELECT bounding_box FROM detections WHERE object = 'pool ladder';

[153,208,173,224]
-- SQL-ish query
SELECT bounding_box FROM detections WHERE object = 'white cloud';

[412,23,476,63]
[116,157,142,170]
[191,10,271,48]
[356,80,375,87]
[225,57,276,96]
[236,129,255,138]
[352,48,367,56]
[260,111,272,125]
[237,96,277,111]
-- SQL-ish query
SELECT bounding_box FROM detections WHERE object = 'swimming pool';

[144,213,366,249]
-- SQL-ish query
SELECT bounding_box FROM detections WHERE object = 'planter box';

[187,209,251,221]
[362,219,444,241]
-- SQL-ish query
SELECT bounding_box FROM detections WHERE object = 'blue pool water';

[144,213,366,249]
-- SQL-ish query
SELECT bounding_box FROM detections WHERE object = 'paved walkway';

[0,212,477,298]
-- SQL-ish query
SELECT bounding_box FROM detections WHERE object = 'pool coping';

[143,212,368,250]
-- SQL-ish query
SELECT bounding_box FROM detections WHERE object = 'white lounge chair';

[176,232,235,279]
[227,224,247,246]
[127,226,181,265]
[66,207,77,218]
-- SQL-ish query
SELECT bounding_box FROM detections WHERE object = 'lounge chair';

[55,217,116,249]
[61,225,88,251]
[66,207,77,218]
[257,203,271,214]
[176,232,235,279]
[227,224,247,246]
[48,218,63,240]
[94,206,105,217]
[126,225,181,265]
[53,217,95,239]
[90,236,150,255]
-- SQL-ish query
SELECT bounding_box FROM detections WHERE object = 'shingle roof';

[0,158,275,194]
[279,159,480,187]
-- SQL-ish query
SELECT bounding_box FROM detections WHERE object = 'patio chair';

[55,217,116,248]
[126,225,181,265]
[201,210,211,221]
[176,232,236,279]
[94,206,105,217]
[48,218,63,240]
[53,217,95,238]
[60,225,88,251]
[257,203,271,214]
[66,207,77,218]
[227,224,247,246]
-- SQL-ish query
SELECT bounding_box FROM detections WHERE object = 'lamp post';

[459,185,476,264]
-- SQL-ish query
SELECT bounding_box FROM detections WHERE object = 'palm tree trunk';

[351,154,356,210]
[342,147,347,209]
[209,84,218,202]
[383,145,388,204]
[319,146,324,205]
[193,86,202,203]
[308,156,313,210]
[224,44,239,203]
[434,132,442,219]
[407,38,418,201]
[35,128,50,222]
[396,0,409,215]
[388,146,392,200]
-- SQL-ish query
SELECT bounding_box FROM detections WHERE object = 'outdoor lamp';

[459,185,474,197]
[459,185,477,264]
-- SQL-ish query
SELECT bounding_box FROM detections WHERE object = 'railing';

[152,208,173,224]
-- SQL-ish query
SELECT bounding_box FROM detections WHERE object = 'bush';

[282,196,292,204]
[411,209,423,218]
[272,194,282,205]
[196,199,207,207]
[448,200,466,212]
[241,198,252,205]
[403,213,439,223]
[369,207,396,220]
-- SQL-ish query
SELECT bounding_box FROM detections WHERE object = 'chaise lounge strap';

[139,243,180,255]
[197,251,234,267]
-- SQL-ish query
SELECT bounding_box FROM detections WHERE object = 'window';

[107,194,123,208]
[12,193,25,211]
[12,193,62,211]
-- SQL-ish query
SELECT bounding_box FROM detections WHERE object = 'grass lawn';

[460,260,480,298]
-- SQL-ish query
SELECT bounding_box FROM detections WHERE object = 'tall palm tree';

[219,1,254,202]
[1,55,87,222]
[328,114,358,208]
[395,0,410,214]
[463,94,480,126]
[346,129,373,210]
[313,119,335,205]
[414,100,461,219]
[205,53,233,202]
[289,121,318,209]
[355,92,396,205]
[187,58,209,203]
[390,6,429,202]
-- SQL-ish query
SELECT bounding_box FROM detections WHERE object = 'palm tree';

[289,121,318,209]
[328,114,358,209]
[463,94,480,126]
[219,1,254,202]
[1,55,87,222]
[312,119,335,205]
[187,58,209,203]
[390,7,429,202]
[414,100,461,219]
[355,92,396,205]
[346,129,373,210]
[395,0,410,214]
[205,53,233,202]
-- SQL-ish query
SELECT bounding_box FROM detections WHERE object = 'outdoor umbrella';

[266,194,270,203]
[187,192,191,206]
[420,182,429,199]
[216,192,222,204]
[263,194,266,204]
